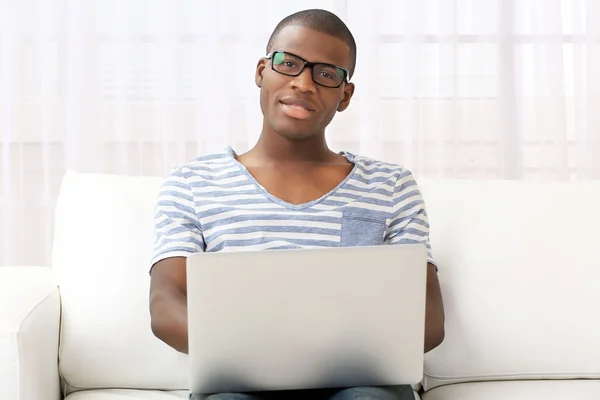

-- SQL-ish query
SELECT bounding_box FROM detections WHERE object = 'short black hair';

[266,9,357,79]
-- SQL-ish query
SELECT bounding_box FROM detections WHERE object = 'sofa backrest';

[52,171,600,392]
[52,171,189,393]
[418,178,600,390]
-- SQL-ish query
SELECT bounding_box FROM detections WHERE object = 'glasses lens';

[313,64,346,87]
[272,52,303,75]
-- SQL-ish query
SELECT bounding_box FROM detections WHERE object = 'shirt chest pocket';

[340,210,386,247]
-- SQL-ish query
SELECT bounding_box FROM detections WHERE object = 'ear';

[255,58,267,88]
[337,82,355,112]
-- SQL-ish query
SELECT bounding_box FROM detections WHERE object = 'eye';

[282,60,298,68]
[319,71,336,80]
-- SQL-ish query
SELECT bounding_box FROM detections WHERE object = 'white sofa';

[1,171,600,400]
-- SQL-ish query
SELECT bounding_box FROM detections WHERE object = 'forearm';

[424,263,445,353]
[150,289,189,354]
[424,299,445,352]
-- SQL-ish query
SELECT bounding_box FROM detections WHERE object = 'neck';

[249,123,335,164]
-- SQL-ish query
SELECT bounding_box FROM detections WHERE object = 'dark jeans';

[190,385,415,400]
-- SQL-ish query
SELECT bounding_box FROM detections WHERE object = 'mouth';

[279,98,316,120]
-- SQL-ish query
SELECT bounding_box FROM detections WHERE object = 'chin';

[272,121,318,141]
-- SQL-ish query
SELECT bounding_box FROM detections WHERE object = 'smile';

[279,101,315,120]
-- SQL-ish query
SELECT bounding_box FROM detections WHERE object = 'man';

[149,9,445,400]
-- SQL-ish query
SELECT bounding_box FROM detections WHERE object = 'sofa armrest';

[0,266,61,400]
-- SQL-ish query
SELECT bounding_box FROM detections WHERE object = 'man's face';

[255,26,355,141]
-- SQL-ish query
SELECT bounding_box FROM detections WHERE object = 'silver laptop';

[186,244,428,395]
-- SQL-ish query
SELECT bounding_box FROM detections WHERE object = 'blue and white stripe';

[151,147,434,267]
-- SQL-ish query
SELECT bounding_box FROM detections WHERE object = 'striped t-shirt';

[151,147,435,268]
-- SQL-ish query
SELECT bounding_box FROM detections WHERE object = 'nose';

[290,66,317,93]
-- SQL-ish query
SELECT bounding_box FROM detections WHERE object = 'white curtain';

[1,0,599,266]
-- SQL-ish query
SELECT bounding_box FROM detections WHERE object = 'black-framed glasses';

[265,50,349,88]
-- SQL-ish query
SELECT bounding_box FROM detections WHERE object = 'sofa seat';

[64,389,420,399]
[65,390,189,399]
[422,380,600,400]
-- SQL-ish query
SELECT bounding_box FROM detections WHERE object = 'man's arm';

[424,262,445,353]
[385,170,445,353]
[149,166,205,354]
[149,257,189,354]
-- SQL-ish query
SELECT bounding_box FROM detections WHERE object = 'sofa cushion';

[422,380,600,400]
[418,179,600,391]
[64,389,421,400]
[64,389,188,399]
[52,172,189,392]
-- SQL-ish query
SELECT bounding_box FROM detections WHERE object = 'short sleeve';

[384,170,437,269]
[150,167,205,272]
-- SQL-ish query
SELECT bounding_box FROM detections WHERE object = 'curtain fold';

[1,0,599,266]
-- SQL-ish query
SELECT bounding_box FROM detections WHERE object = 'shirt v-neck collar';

[224,146,359,210]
